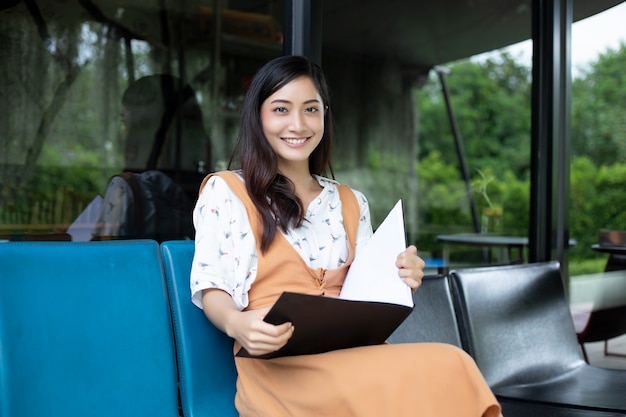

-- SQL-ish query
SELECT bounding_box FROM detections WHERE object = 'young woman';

[190,55,502,417]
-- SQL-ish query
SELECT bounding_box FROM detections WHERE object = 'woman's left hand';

[396,245,425,292]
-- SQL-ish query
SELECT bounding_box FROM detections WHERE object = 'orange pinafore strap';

[200,170,359,261]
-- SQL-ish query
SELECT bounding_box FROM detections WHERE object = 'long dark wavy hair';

[228,55,335,253]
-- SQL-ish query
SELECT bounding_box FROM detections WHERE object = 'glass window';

[567,4,626,364]
[321,50,532,272]
[0,0,284,241]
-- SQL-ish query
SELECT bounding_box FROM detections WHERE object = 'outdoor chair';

[449,261,626,414]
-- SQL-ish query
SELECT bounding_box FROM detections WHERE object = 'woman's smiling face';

[260,76,325,170]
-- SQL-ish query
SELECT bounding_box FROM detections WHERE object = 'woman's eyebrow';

[269,98,321,105]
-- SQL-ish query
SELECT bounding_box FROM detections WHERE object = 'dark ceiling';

[322,0,624,69]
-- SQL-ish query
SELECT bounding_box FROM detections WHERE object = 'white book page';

[339,199,413,307]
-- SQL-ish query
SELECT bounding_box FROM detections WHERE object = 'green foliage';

[572,42,626,165]
[416,152,471,227]
[336,151,413,228]
[417,160,529,238]
[0,165,111,231]
[340,150,623,273]
[414,155,625,273]
[569,158,626,266]
[411,46,626,273]
[569,258,608,276]
[367,148,381,171]
[471,168,496,208]
[569,157,599,252]
[499,170,529,236]
[417,52,532,178]
[591,163,626,230]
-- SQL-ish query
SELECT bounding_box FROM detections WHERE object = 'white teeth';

[283,138,307,145]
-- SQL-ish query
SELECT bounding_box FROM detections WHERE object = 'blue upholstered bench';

[0,239,239,417]
[161,240,238,417]
[4,240,626,417]
[0,240,180,417]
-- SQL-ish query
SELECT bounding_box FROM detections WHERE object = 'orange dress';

[214,172,501,417]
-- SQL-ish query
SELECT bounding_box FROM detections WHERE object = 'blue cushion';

[160,240,238,417]
[0,240,179,417]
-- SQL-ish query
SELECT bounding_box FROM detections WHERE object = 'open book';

[237,200,413,359]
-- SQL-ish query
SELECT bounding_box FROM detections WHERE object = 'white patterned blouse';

[190,172,373,310]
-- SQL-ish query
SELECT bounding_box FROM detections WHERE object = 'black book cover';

[236,291,413,359]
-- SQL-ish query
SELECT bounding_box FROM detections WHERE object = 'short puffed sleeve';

[190,175,258,310]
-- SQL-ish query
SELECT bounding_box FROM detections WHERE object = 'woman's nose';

[288,112,305,131]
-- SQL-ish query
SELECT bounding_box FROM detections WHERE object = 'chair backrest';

[160,240,238,417]
[0,240,179,417]
[388,274,462,346]
[92,170,194,242]
[449,261,586,389]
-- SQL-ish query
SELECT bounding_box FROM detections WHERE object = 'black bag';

[92,170,194,242]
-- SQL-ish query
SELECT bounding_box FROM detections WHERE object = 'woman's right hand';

[228,307,294,357]
[202,289,294,357]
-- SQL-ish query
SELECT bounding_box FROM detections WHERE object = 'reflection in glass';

[0,0,283,241]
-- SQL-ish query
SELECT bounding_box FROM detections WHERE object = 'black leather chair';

[388,271,626,417]
[388,274,462,346]
[449,261,626,415]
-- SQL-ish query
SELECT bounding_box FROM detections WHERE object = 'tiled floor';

[583,334,626,370]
